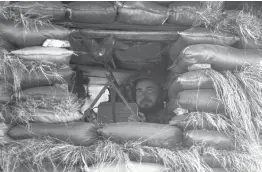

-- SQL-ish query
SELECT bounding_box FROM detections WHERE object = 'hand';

[128,112,146,122]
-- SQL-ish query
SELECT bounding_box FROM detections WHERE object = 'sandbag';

[117,1,169,25]
[68,2,116,24]
[114,42,163,70]
[7,122,98,146]
[183,130,235,150]
[19,85,76,100]
[0,66,74,89]
[7,1,66,20]
[168,44,262,74]
[0,81,13,103]
[168,89,225,114]
[234,38,262,49]
[0,19,71,48]
[98,122,182,149]
[20,67,75,89]
[89,162,168,172]
[169,113,226,131]
[30,109,82,123]
[10,46,73,64]
[168,70,213,99]
[169,27,240,62]
[167,2,201,26]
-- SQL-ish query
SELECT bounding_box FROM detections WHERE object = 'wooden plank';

[73,29,179,42]
[54,21,188,31]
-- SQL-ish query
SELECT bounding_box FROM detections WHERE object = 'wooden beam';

[72,29,179,42]
[54,21,188,32]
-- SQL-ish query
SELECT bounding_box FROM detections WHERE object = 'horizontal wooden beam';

[72,29,179,42]
[55,21,188,32]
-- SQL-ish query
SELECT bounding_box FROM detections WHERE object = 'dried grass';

[1,3,53,31]
[182,112,234,134]
[10,94,84,126]
[202,147,262,172]
[3,139,262,172]
[0,52,70,98]
[205,67,262,158]
[194,1,225,28]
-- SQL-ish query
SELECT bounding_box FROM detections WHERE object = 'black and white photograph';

[0,1,262,172]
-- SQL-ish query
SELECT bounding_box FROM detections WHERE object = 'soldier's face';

[136,79,160,110]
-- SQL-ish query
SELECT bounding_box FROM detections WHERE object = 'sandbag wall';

[166,22,262,171]
[1,1,262,172]
[0,0,86,146]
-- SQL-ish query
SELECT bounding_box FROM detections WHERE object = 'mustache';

[140,99,153,104]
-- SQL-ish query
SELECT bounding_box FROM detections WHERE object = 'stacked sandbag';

[168,27,240,62]
[216,9,262,50]
[116,1,169,25]
[67,1,117,24]
[5,84,83,124]
[0,38,15,105]
[166,30,262,171]
[5,1,67,21]
[167,2,224,26]
[98,122,183,149]
[0,19,71,48]
[6,46,75,91]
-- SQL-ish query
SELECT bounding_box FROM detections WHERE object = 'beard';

[139,101,163,114]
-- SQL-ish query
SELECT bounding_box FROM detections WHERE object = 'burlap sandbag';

[68,1,116,24]
[0,19,71,48]
[7,1,67,20]
[168,44,262,74]
[168,69,213,99]
[167,89,225,114]
[114,42,163,70]
[117,1,169,25]
[167,2,201,26]
[20,67,75,89]
[169,113,227,131]
[1,65,74,89]
[98,122,182,149]
[10,46,73,64]
[19,85,76,101]
[31,109,82,123]
[183,130,235,150]
[7,122,98,146]
[169,27,239,62]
